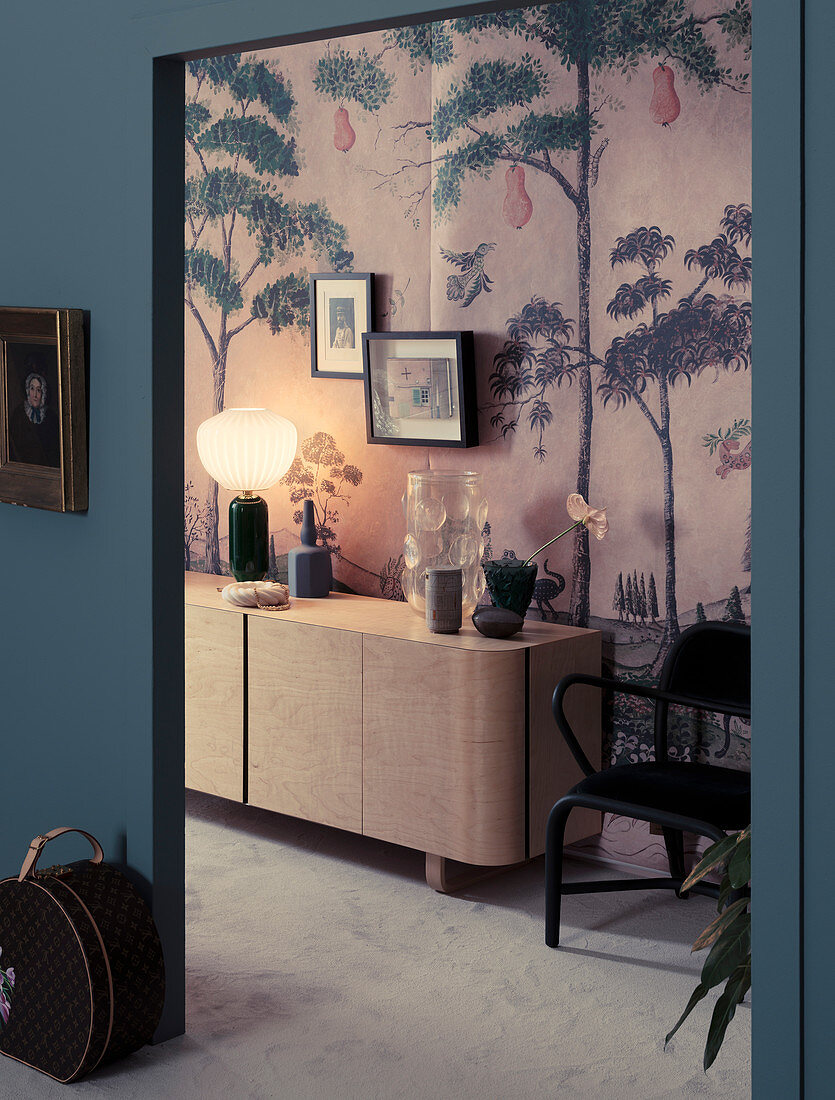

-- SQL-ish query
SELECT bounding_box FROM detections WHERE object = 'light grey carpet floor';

[2,791,750,1099]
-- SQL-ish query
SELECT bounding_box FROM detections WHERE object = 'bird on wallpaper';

[440,242,496,307]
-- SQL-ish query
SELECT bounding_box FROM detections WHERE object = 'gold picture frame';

[0,307,87,512]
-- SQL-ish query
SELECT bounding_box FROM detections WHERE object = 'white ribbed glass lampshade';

[196,408,297,492]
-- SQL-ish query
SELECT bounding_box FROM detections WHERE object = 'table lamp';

[196,407,297,581]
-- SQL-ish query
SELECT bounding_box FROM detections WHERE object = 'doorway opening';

[175,3,753,1089]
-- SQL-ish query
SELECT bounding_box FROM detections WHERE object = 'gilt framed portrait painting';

[0,307,87,512]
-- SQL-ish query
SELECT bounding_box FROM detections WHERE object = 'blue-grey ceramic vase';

[287,500,332,598]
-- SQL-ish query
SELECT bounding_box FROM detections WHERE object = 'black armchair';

[545,621,750,947]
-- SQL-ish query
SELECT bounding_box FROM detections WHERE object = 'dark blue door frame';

[148,0,823,1092]
[797,1,834,1095]
[751,0,802,1092]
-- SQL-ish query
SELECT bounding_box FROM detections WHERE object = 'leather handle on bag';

[18,827,105,882]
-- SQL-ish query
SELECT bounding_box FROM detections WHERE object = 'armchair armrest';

[552,673,752,778]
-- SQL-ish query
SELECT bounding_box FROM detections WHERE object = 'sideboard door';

[185,605,244,800]
[248,618,363,833]
[362,636,526,866]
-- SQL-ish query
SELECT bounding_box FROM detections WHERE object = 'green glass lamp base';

[229,495,269,581]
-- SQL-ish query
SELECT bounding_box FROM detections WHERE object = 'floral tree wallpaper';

[185,0,752,869]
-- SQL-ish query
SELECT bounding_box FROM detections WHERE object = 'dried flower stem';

[523,521,582,567]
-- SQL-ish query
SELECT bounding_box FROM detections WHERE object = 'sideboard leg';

[425,852,527,893]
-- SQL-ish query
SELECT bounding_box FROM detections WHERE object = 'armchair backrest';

[654,621,751,761]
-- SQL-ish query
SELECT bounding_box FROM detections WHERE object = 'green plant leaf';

[692,897,749,952]
[665,982,709,1046]
[727,835,751,889]
[700,911,750,990]
[432,58,547,144]
[504,108,593,155]
[251,272,309,333]
[681,833,738,891]
[185,248,243,313]
[450,10,529,38]
[199,116,298,177]
[704,962,751,1070]
[433,132,505,218]
[716,876,734,913]
[229,59,295,122]
[191,54,242,91]
[185,100,211,139]
[196,167,258,219]
[384,24,457,68]
[313,46,394,112]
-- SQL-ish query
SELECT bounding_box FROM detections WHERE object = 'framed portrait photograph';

[0,307,87,512]
[362,331,478,448]
[310,273,374,379]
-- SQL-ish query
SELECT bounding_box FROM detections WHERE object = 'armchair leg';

[545,799,575,948]
[662,827,688,897]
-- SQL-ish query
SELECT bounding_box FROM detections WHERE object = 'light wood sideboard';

[185,571,602,890]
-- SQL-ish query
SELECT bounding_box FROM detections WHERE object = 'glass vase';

[401,470,487,617]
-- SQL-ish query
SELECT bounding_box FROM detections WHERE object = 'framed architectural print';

[310,273,374,379]
[0,307,87,512]
[362,331,478,448]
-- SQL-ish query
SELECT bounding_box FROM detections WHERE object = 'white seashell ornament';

[221,581,291,610]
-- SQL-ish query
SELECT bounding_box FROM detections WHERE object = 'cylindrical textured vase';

[401,470,487,617]
[425,567,463,634]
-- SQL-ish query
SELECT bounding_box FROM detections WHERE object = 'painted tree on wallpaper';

[599,204,752,659]
[280,432,363,557]
[704,418,751,587]
[316,0,751,626]
[184,481,211,570]
[280,432,409,597]
[185,54,352,572]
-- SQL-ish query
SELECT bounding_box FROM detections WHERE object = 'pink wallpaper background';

[185,2,752,870]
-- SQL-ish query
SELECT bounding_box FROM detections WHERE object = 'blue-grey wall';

[0,0,827,1092]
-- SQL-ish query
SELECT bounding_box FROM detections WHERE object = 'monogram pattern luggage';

[0,827,165,1083]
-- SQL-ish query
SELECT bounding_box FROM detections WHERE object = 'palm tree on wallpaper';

[599,205,752,662]
[314,1,750,626]
[185,54,353,573]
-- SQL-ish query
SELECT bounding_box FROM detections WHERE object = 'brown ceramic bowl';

[471,606,525,638]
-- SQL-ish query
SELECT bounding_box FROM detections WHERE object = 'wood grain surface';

[362,635,527,865]
[185,572,603,870]
[185,604,244,800]
[186,570,593,652]
[247,618,363,833]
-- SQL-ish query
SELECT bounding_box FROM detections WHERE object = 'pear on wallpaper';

[333,106,356,151]
[650,64,681,126]
[502,166,533,229]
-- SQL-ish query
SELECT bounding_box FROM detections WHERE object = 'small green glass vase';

[229,494,269,581]
[482,558,538,618]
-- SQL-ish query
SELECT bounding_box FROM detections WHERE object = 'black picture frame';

[362,331,478,448]
[310,272,374,379]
